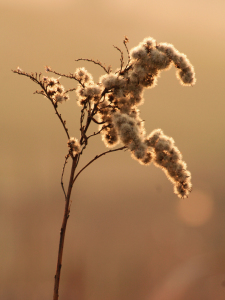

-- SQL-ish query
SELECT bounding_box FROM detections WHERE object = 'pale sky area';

[1,0,225,299]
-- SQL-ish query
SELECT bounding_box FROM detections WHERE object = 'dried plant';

[13,36,196,300]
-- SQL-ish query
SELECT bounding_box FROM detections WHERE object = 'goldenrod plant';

[13,36,196,300]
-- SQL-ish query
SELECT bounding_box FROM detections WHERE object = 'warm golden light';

[177,189,214,226]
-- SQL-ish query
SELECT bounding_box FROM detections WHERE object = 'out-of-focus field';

[1,0,225,299]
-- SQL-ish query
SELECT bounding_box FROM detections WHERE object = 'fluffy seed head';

[67,137,81,156]
[74,67,93,84]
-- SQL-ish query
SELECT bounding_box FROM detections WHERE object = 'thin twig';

[75,58,111,74]
[64,87,76,94]
[61,154,70,199]
[48,69,76,80]
[12,69,70,140]
[89,115,105,125]
[46,68,85,88]
[113,45,124,72]
[86,124,109,140]
[73,146,127,184]
[123,36,131,68]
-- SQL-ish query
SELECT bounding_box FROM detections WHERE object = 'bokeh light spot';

[177,189,214,226]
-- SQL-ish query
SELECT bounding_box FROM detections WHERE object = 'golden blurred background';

[1,0,225,299]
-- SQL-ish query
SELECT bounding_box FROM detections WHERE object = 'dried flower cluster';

[13,36,196,198]
[13,36,196,300]
[43,76,69,104]
[74,37,195,198]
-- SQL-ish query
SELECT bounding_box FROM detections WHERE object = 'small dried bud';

[67,137,81,156]
[17,66,23,72]
[45,66,52,72]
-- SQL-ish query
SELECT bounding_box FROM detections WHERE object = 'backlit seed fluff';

[176,66,196,86]
[74,67,93,83]
[89,37,195,197]
[83,84,102,97]
[145,129,164,147]
[154,136,174,152]
[174,180,192,198]
[101,127,119,148]
[143,37,156,48]
[140,150,154,165]
[153,136,191,198]
[15,36,195,199]
[157,43,178,58]
[47,77,59,86]
[149,48,171,70]
[54,93,69,104]
[100,74,125,90]
[67,137,81,156]
[132,144,147,160]
[130,45,148,60]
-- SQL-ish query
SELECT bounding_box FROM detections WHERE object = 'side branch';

[64,87,76,94]
[89,115,105,124]
[113,45,124,72]
[12,69,70,140]
[53,109,70,140]
[46,67,85,87]
[123,36,131,68]
[75,58,111,74]
[86,125,109,140]
[61,153,70,199]
[73,146,127,184]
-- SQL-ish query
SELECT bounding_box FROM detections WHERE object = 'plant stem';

[53,147,126,300]
[53,154,78,300]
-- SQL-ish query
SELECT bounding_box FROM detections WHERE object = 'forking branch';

[13,36,196,300]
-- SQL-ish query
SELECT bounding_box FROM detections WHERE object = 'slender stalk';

[53,147,126,300]
[13,37,196,300]
[53,154,78,300]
